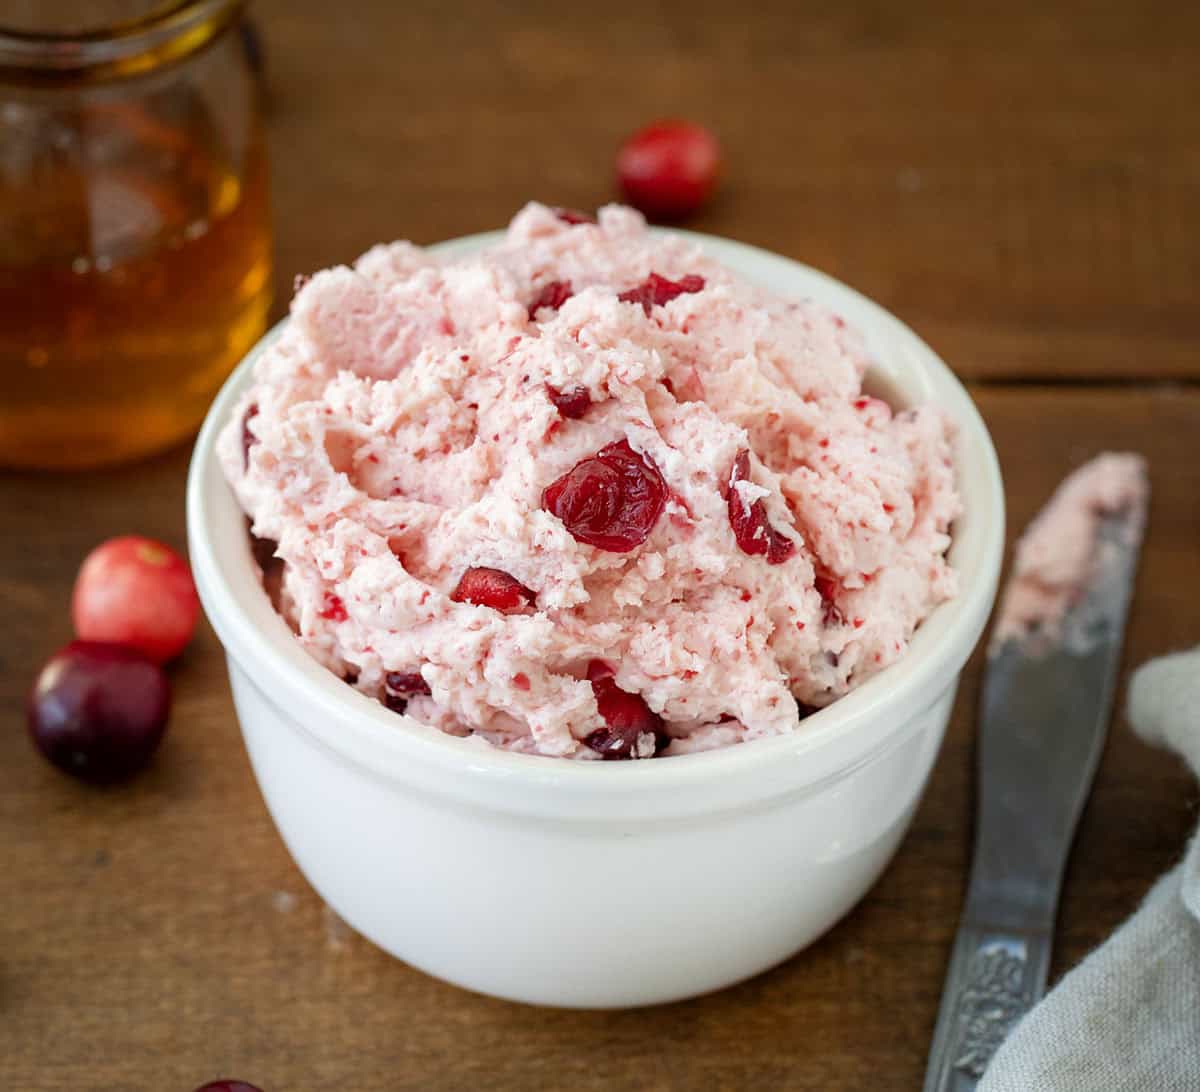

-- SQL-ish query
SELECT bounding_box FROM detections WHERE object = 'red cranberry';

[726,450,795,565]
[383,670,431,714]
[553,207,595,225]
[814,573,844,625]
[618,272,705,316]
[546,384,592,419]
[27,641,170,783]
[318,593,348,622]
[528,279,574,319]
[71,536,200,664]
[584,659,667,759]
[450,567,536,613]
[616,120,721,221]
[193,1083,264,1092]
[241,403,259,469]
[543,439,668,552]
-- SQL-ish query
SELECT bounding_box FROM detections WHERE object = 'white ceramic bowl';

[187,230,1004,1008]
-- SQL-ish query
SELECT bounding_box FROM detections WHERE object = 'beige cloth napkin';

[979,648,1200,1091]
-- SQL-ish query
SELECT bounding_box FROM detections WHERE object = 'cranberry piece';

[814,573,844,625]
[616,120,721,221]
[450,567,536,613]
[193,1083,264,1092]
[383,670,431,714]
[27,641,170,783]
[546,383,592,419]
[553,207,595,225]
[583,659,667,760]
[318,593,348,622]
[71,536,200,663]
[726,450,795,565]
[528,279,574,319]
[543,439,668,552]
[241,403,259,469]
[386,671,431,696]
[618,272,705,316]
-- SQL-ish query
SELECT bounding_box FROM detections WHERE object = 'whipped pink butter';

[992,453,1148,648]
[218,203,960,759]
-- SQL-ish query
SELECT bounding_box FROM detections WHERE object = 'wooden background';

[3,2,1199,1089]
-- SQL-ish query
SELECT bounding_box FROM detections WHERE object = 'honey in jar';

[0,1,272,468]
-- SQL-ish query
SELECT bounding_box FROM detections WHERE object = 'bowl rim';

[187,226,1005,812]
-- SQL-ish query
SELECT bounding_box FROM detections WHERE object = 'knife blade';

[922,466,1148,1092]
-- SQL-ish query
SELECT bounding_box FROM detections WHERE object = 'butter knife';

[922,467,1148,1092]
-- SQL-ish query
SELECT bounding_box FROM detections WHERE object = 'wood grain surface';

[3,3,1199,1090]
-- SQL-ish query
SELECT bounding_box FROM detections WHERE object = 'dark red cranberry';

[618,272,705,316]
[616,120,721,221]
[553,207,595,225]
[193,1082,264,1092]
[318,593,348,622]
[814,573,844,625]
[543,439,668,552]
[450,567,536,613]
[546,383,592,419]
[584,659,667,759]
[385,671,431,696]
[27,641,170,783]
[383,670,431,714]
[726,449,795,564]
[241,403,259,469]
[528,279,574,319]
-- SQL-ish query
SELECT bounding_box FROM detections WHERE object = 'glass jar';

[0,1,271,469]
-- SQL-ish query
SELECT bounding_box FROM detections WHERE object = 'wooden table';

[4,3,1198,1089]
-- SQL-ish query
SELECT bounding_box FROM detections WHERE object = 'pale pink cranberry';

[584,659,667,759]
[618,272,705,316]
[543,439,668,552]
[616,120,721,220]
[545,384,592,419]
[726,450,795,565]
[450,567,536,613]
[528,279,574,319]
[72,536,200,663]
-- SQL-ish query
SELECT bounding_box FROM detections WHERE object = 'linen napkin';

[979,647,1200,1091]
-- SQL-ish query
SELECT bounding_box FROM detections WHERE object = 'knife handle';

[921,922,1051,1092]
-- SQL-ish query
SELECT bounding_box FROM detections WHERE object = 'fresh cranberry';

[71,536,200,664]
[450,567,536,613]
[528,279,574,319]
[553,207,595,225]
[27,641,170,783]
[546,384,592,419]
[726,450,795,565]
[814,573,844,625]
[584,659,667,759]
[193,1083,264,1092]
[618,272,705,316]
[241,403,259,469]
[543,439,668,552]
[616,120,721,221]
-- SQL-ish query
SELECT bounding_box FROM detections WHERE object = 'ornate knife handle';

[922,923,1052,1092]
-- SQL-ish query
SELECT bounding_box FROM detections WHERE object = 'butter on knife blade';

[990,452,1148,657]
